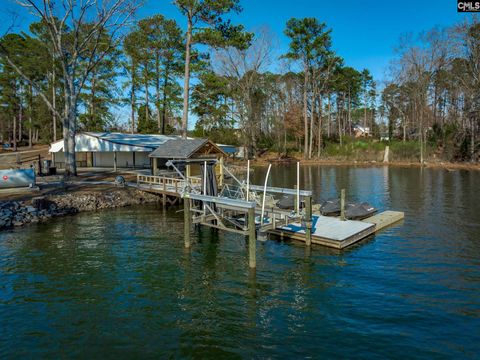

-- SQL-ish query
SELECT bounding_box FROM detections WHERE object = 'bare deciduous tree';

[214,27,277,158]
[1,0,139,176]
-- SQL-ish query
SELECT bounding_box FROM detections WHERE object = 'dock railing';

[136,174,202,195]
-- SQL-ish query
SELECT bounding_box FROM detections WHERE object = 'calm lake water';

[1,165,479,358]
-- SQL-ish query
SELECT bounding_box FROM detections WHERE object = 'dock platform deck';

[268,211,404,249]
[361,210,405,231]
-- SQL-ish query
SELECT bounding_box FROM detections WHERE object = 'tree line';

[0,1,478,176]
[382,20,479,162]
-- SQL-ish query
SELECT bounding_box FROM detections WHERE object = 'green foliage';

[137,104,156,134]
[283,18,332,65]
[123,15,185,134]
[174,0,252,49]
[320,138,431,162]
[389,141,423,161]
[191,122,239,145]
[79,31,120,132]
[191,72,232,129]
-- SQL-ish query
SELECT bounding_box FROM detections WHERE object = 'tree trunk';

[144,65,149,123]
[13,114,17,152]
[18,97,22,142]
[303,64,309,159]
[471,116,476,161]
[339,97,343,146]
[91,75,96,128]
[317,95,323,158]
[181,16,193,139]
[327,94,331,138]
[130,62,136,134]
[52,62,57,142]
[348,87,352,136]
[364,86,367,129]
[29,84,33,148]
[63,79,77,177]
[64,109,77,177]
[308,92,315,159]
[155,53,161,133]
[161,66,169,134]
[419,105,424,165]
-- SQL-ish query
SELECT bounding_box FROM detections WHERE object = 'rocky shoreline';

[0,188,162,231]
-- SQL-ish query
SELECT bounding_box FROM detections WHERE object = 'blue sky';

[138,0,469,82]
[1,0,468,82]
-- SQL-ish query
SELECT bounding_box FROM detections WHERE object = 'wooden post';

[340,188,346,221]
[186,164,191,183]
[219,156,224,188]
[305,195,312,246]
[203,161,207,195]
[163,179,167,206]
[184,196,191,248]
[153,158,158,175]
[248,207,256,269]
[133,152,136,168]
[113,151,117,172]
[294,185,298,214]
[52,152,56,166]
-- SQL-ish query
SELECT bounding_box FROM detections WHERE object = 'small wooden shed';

[149,138,226,178]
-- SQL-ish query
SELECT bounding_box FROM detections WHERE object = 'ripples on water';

[0,166,479,358]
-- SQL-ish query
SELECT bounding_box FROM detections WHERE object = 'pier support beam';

[113,151,117,172]
[305,195,312,246]
[248,207,256,268]
[184,197,191,248]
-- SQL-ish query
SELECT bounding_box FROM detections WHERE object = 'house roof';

[149,138,211,159]
[149,138,227,159]
[50,132,176,153]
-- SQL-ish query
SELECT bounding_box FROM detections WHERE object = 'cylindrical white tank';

[0,169,36,188]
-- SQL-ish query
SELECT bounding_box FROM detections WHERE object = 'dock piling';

[248,207,256,268]
[305,195,312,246]
[294,185,298,213]
[184,196,191,248]
[340,189,346,221]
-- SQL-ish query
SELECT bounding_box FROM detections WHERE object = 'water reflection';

[1,166,479,358]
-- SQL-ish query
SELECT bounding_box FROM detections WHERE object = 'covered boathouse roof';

[50,132,175,153]
[149,138,226,159]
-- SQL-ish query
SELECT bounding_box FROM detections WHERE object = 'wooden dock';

[135,174,204,205]
[131,160,405,269]
[134,173,405,250]
[361,210,405,231]
[268,211,404,249]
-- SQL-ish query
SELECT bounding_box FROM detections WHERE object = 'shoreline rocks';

[0,188,162,231]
